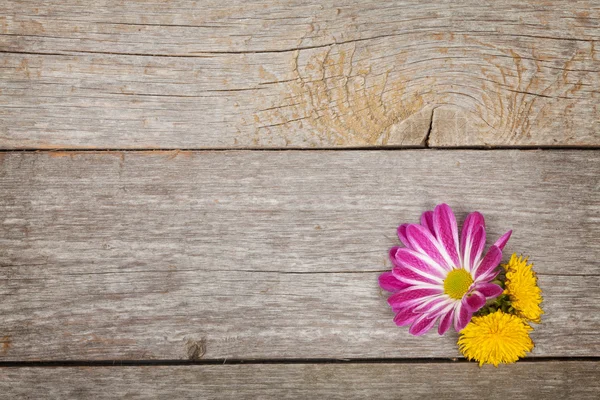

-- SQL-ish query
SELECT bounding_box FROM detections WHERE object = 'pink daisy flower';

[379,204,512,336]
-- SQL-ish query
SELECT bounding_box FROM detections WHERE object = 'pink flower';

[379,204,512,336]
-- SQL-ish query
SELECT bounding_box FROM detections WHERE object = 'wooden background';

[1,1,599,399]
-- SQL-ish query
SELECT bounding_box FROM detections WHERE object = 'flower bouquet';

[379,204,543,366]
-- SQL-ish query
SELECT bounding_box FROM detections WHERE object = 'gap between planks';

[0,146,599,152]
[0,356,600,368]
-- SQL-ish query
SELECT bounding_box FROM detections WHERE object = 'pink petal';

[460,212,485,267]
[475,282,503,299]
[393,266,440,286]
[393,308,418,326]
[409,313,438,336]
[438,309,454,335]
[466,225,486,271]
[379,271,410,292]
[463,291,486,313]
[387,288,443,310]
[460,212,485,244]
[389,247,401,267]
[396,297,441,313]
[474,245,502,281]
[460,212,486,272]
[405,224,452,271]
[413,297,449,314]
[420,211,435,234]
[482,269,500,282]
[394,248,446,280]
[397,224,412,249]
[433,204,460,268]
[454,303,473,331]
[388,288,443,305]
[494,230,512,251]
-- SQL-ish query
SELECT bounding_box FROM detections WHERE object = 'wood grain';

[1,362,600,399]
[0,150,598,360]
[1,1,599,148]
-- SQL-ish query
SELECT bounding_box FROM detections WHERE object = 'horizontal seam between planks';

[0,357,599,367]
[0,147,599,152]
[5,270,594,277]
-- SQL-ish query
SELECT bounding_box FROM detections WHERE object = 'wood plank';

[1,362,599,399]
[0,150,598,360]
[1,1,599,148]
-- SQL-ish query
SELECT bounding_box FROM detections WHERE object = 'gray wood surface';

[1,1,599,148]
[2,1,599,395]
[1,362,599,399]
[0,150,597,360]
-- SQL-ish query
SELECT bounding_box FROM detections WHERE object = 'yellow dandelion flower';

[503,254,544,323]
[458,310,534,367]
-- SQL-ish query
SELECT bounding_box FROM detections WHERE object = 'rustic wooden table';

[1,1,599,398]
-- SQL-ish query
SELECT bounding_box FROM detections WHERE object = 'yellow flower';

[458,310,534,367]
[503,254,544,323]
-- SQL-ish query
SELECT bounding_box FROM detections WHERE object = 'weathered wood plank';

[1,362,599,399]
[1,1,599,148]
[0,150,598,360]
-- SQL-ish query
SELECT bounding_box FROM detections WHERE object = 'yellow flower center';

[443,269,473,300]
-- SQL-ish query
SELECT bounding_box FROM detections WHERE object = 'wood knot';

[185,338,206,360]
[1,335,12,355]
